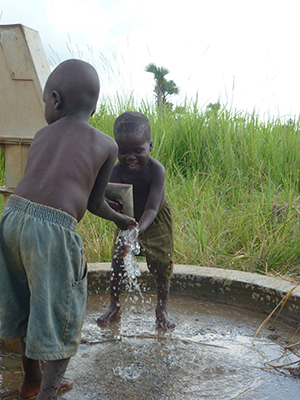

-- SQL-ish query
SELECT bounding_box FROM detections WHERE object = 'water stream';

[117,227,141,293]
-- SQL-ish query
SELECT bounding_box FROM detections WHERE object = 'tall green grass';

[85,102,300,278]
[2,102,300,278]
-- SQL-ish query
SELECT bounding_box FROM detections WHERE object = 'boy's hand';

[118,237,130,258]
[106,197,123,213]
[115,214,137,231]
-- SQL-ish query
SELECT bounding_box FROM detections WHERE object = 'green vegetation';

[87,101,300,279]
[1,102,300,279]
[145,63,179,108]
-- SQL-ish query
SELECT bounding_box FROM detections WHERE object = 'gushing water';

[115,227,142,296]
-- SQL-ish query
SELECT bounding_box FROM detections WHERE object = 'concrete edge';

[88,263,300,326]
[2,263,299,353]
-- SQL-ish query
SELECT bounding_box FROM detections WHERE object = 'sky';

[1,0,300,120]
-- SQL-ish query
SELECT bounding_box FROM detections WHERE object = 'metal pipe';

[105,183,134,217]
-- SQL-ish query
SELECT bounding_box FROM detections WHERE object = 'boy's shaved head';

[114,111,151,141]
[45,59,100,114]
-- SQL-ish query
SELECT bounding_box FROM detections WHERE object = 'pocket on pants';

[63,264,87,345]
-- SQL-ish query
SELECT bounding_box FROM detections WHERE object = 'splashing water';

[116,227,142,295]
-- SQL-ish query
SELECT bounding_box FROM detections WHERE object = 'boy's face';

[115,132,153,174]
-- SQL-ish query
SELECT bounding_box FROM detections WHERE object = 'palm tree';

[145,63,179,108]
[206,102,221,118]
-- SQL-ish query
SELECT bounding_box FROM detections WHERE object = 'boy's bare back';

[14,59,119,223]
[14,117,117,222]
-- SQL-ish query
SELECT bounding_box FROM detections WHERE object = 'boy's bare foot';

[156,309,176,330]
[96,305,122,326]
[19,379,41,399]
[19,378,73,399]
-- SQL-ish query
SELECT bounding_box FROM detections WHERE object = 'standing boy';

[0,59,136,400]
[97,111,176,330]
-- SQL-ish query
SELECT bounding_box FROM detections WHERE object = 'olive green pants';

[111,202,174,282]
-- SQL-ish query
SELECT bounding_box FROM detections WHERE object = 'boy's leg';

[19,336,43,399]
[36,358,70,400]
[156,280,176,330]
[19,337,73,399]
[140,203,175,330]
[97,259,125,326]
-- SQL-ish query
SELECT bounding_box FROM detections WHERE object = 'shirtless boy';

[97,111,176,330]
[0,59,136,400]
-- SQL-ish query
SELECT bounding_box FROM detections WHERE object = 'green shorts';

[0,195,87,360]
[112,202,174,282]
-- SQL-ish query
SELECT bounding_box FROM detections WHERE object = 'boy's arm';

[138,163,166,234]
[87,149,136,230]
[109,164,123,184]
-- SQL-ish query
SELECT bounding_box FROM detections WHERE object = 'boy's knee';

[148,261,173,282]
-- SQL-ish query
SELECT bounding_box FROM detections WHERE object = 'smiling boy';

[97,111,175,330]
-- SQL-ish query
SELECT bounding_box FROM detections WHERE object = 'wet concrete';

[1,291,300,399]
[1,263,300,399]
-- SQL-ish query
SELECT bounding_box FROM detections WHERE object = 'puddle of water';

[1,292,300,400]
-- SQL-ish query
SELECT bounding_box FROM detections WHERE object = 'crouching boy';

[97,111,175,330]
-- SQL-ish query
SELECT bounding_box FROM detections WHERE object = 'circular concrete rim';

[2,263,299,353]
[88,262,300,326]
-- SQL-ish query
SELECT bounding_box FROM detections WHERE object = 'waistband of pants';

[6,195,77,233]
